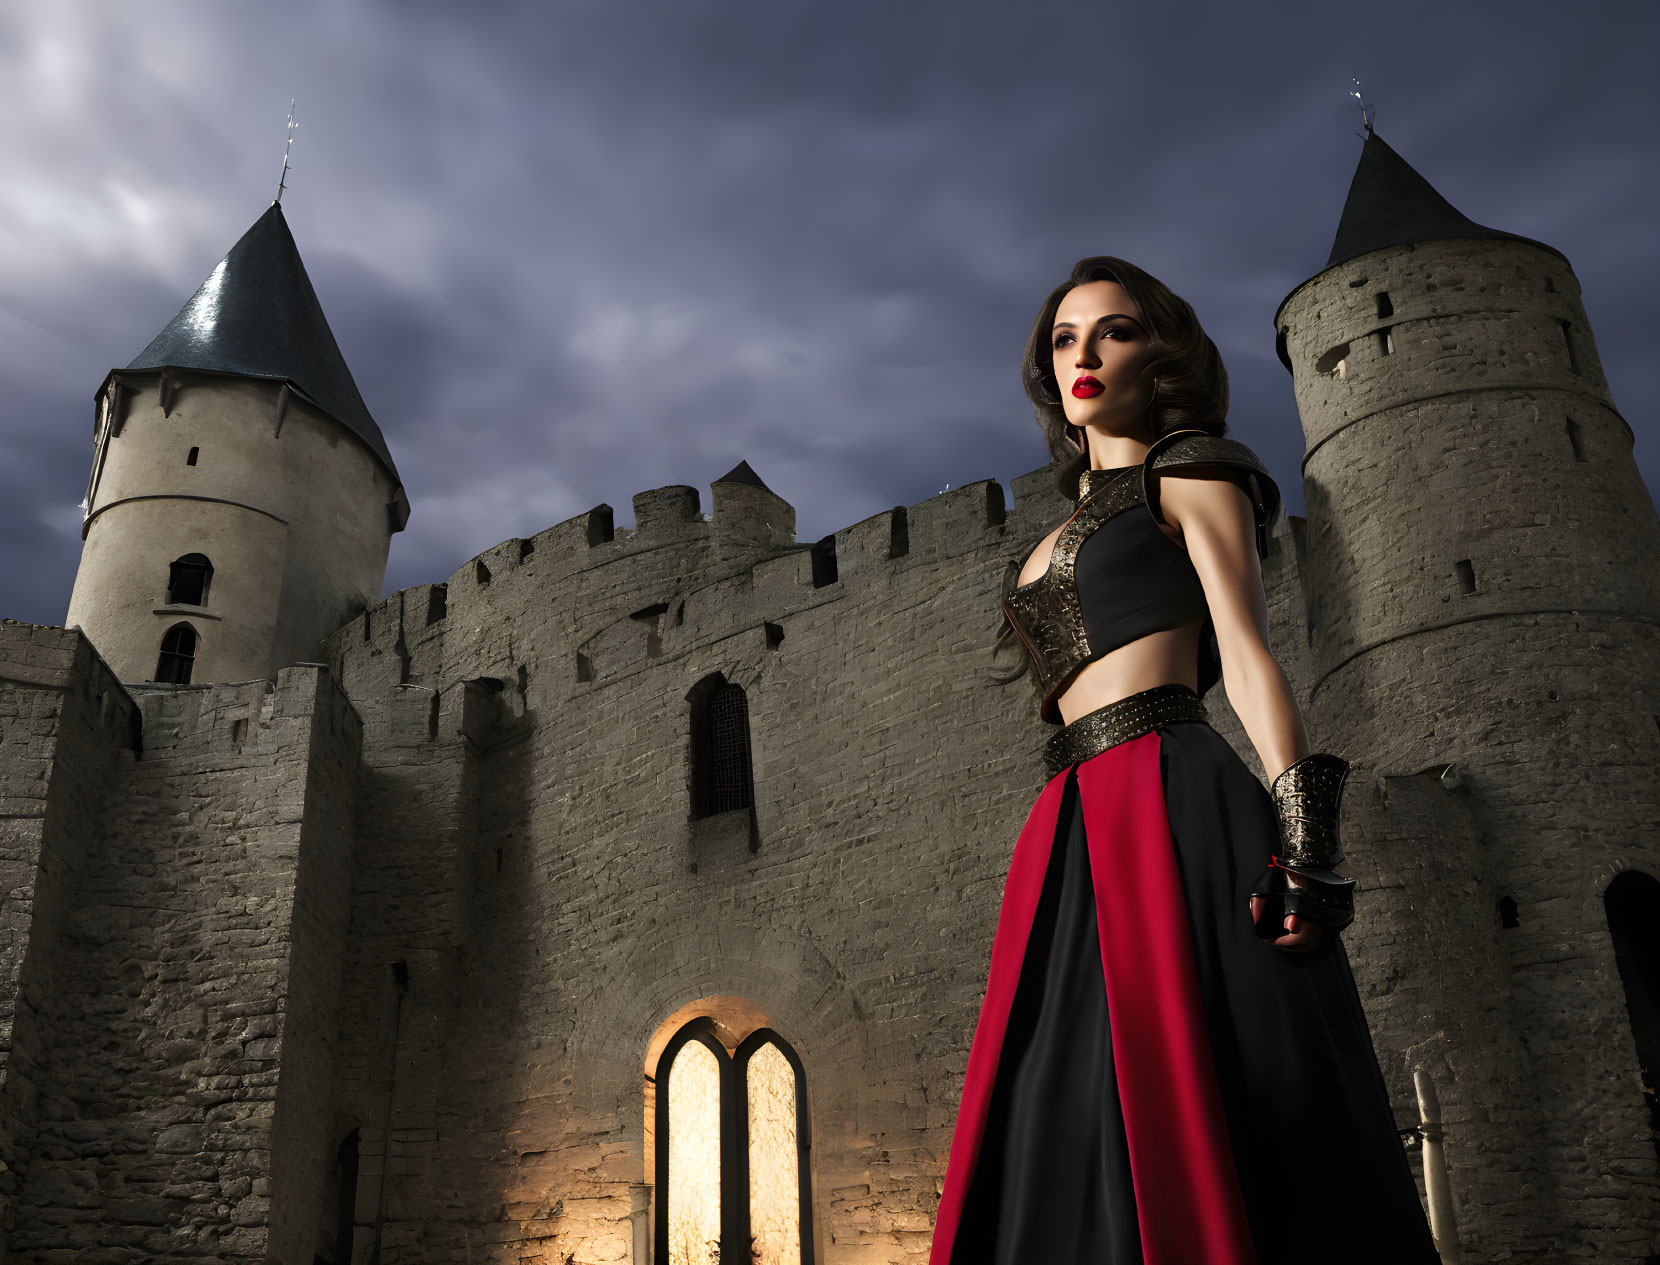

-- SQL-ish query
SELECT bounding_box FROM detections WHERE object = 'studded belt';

[1044,683,1210,775]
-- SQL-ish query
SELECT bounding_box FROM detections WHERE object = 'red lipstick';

[1071,376,1103,399]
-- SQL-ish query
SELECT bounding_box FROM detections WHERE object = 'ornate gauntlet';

[1274,753,1349,872]
[1251,753,1357,935]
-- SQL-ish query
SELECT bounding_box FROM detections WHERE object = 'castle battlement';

[326,466,1066,708]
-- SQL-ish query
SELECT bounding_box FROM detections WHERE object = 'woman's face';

[1051,279,1154,438]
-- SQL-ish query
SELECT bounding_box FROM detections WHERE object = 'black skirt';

[930,719,1440,1265]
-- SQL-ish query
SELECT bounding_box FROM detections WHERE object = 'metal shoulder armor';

[1142,429,1282,559]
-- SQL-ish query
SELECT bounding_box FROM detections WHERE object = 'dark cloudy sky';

[2,1,1654,626]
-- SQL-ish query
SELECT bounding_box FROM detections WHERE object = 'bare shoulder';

[1017,522,1068,588]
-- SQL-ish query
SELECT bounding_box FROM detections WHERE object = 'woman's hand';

[1250,869,1327,952]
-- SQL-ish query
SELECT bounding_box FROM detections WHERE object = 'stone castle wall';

[0,625,139,1260]
[1280,236,1660,1260]
[0,626,362,1261]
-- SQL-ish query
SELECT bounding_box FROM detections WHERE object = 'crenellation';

[346,591,422,695]
[0,622,86,688]
[516,507,621,588]
[470,534,537,588]
[836,506,913,580]
[902,478,1011,564]
[748,546,817,610]
[423,582,449,628]
[326,468,1056,723]
[629,484,703,543]
[1009,465,1072,526]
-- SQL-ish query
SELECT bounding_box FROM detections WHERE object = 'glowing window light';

[747,1041,800,1265]
[653,1018,815,1265]
[668,1040,722,1265]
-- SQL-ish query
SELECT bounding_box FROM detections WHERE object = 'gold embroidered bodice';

[1001,430,1280,723]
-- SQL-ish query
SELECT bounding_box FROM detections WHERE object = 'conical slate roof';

[714,460,770,489]
[1274,128,1571,370]
[124,202,398,478]
[1325,129,1567,271]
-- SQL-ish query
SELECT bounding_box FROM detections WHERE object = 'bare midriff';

[1051,619,1206,726]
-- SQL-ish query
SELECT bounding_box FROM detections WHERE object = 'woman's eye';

[1052,333,1073,349]
[1102,327,1130,341]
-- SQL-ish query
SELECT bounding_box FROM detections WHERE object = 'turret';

[1277,128,1660,1257]
[65,203,407,684]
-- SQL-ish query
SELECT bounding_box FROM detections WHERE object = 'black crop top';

[1002,429,1281,723]
[1074,475,1211,663]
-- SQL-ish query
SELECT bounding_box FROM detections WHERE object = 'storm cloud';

[2,1,1653,625]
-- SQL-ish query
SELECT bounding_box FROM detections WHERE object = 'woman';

[928,258,1440,1265]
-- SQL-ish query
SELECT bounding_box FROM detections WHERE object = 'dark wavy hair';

[1021,255,1230,502]
[995,256,1230,691]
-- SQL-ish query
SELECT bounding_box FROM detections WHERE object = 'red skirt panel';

[929,731,1255,1265]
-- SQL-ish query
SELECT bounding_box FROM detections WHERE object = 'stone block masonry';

[0,623,139,1261]
[0,623,361,1261]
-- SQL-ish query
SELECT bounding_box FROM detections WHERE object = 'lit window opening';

[653,1017,814,1265]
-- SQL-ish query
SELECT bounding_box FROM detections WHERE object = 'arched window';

[1605,870,1660,1160]
[154,624,198,684]
[654,1017,813,1265]
[689,675,756,820]
[167,553,213,606]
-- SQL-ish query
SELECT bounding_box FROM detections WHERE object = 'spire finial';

[274,100,298,206]
[1350,79,1375,139]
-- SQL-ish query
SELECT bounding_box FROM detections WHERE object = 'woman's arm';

[1157,472,1307,783]
[1160,471,1327,950]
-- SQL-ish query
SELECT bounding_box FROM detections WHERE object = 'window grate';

[709,684,756,813]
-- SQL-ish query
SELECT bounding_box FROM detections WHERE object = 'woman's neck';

[1087,438,1154,470]
[1080,418,1157,471]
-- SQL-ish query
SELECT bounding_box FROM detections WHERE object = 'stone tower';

[65,202,407,685]
[1276,127,1660,1256]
